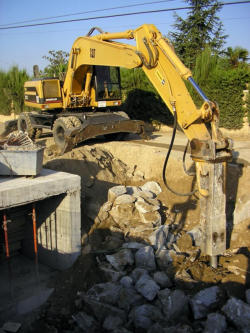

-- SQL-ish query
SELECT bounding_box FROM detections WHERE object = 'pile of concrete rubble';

[67,182,250,333]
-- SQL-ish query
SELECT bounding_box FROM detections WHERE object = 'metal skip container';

[0,132,44,176]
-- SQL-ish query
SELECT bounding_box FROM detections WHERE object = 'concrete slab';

[0,169,81,270]
[0,168,81,209]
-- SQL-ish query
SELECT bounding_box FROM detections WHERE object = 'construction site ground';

[0,116,250,332]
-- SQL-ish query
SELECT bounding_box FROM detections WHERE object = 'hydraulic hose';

[162,109,198,197]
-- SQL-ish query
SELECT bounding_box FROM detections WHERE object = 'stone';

[2,322,22,333]
[140,211,161,226]
[158,289,189,322]
[108,185,127,202]
[176,233,193,252]
[149,225,169,251]
[174,269,197,290]
[190,286,223,320]
[140,181,162,196]
[120,276,133,288]
[102,315,124,331]
[203,313,227,333]
[106,249,134,271]
[126,186,142,197]
[187,227,202,247]
[99,263,125,282]
[164,324,193,333]
[86,282,121,305]
[118,287,144,311]
[72,311,98,332]
[222,297,250,332]
[147,323,165,333]
[122,242,145,250]
[101,201,113,212]
[114,194,136,205]
[130,304,163,330]
[112,329,132,333]
[246,289,250,305]
[109,203,140,226]
[135,246,156,271]
[155,249,174,270]
[129,268,148,283]
[82,296,126,322]
[135,198,160,214]
[219,254,248,276]
[153,271,172,288]
[135,274,160,301]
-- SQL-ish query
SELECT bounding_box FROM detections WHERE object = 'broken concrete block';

[99,263,125,282]
[122,242,146,250]
[140,210,161,226]
[140,181,162,196]
[147,323,165,333]
[135,274,160,301]
[190,286,223,319]
[102,315,124,331]
[72,311,98,332]
[176,232,193,252]
[106,249,134,271]
[135,197,160,214]
[158,289,189,322]
[203,313,227,333]
[83,296,126,323]
[155,249,174,270]
[109,203,140,226]
[130,267,148,283]
[174,269,197,290]
[118,287,144,311]
[86,282,121,305]
[108,185,127,202]
[120,276,133,288]
[111,329,132,333]
[153,271,172,288]
[114,194,136,205]
[246,289,250,305]
[222,297,250,332]
[126,186,143,197]
[187,227,202,247]
[148,225,169,251]
[130,304,163,330]
[135,246,156,271]
[2,322,21,333]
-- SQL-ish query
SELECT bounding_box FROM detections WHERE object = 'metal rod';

[32,203,38,257]
[188,77,209,102]
[3,211,10,258]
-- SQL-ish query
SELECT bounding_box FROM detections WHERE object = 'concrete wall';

[0,169,81,270]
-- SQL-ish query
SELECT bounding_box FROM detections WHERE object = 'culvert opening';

[0,191,81,325]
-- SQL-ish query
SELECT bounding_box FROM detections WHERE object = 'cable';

[183,140,196,176]
[0,1,250,30]
[162,109,198,197]
[0,0,177,27]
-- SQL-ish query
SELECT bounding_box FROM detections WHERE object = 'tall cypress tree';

[170,0,227,69]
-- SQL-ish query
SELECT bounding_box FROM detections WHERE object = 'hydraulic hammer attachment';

[190,133,232,268]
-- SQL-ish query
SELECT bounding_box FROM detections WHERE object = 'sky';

[0,0,249,75]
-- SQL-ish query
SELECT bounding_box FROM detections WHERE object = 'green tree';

[0,66,29,115]
[43,50,69,78]
[170,0,226,69]
[225,46,249,68]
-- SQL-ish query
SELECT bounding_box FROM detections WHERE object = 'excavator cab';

[94,66,122,102]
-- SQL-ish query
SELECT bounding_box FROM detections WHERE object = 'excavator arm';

[63,24,233,266]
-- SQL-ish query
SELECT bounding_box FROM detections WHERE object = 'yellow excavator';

[22,24,233,266]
